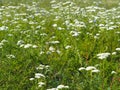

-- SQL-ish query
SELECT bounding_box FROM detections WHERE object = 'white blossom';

[112,52,117,55]
[97,52,110,59]
[111,71,117,74]
[0,26,8,31]
[65,45,71,49]
[79,67,86,71]
[29,78,34,81]
[49,46,55,52]
[35,73,45,79]
[24,44,32,48]
[32,45,38,48]
[17,40,24,46]
[1,39,8,43]
[70,31,81,37]
[91,69,100,73]
[57,85,69,89]
[86,66,96,71]
[53,24,57,27]
[6,54,15,59]
[49,41,60,44]
[116,48,120,51]
[47,88,58,90]
[38,82,45,87]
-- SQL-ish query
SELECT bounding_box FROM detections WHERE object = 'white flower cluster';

[47,84,69,90]
[38,82,45,87]
[46,40,60,44]
[29,64,50,88]
[0,39,8,48]
[46,46,61,54]
[65,45,71,49]
[35,73,45,79]
[116,48,120,51]
[79,66,100,73]
[70,31,81,37]
[36,64,50,70]
[17,40,38,49]
[97,52,110,59]
[111,71,117,74]
[0,26,8,31]
[22,44,38,49]
[6,54,15,59]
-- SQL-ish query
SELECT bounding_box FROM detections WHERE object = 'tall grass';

[0,0,120,90]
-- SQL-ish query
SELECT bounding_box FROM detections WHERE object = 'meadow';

[0,0,120,90]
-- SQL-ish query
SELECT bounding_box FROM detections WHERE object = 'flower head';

[97,52,110,59]
[86,66,96,71]
[91,69,100,73]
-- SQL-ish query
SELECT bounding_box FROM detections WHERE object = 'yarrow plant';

[97,52,110,59]
[29,64,49,89]
[79,66,100,73]
[47,84,69,90]
[1,0,120,90]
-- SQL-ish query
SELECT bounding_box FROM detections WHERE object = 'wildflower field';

[0,0,120,90]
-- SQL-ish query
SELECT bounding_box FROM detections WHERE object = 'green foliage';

[0,0,120,90]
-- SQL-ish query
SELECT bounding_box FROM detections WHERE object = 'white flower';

[112,52,117,55]
[65,45,71,49]
[8,34,13,36]
[6,54,15,59]
[116,48,120,51]
[57,85,69,89]
[47,88,58,90]
[86,66,96,71]
[1,39,8,43]
[40,51,45,55]
[49,41,60,44]
[40,33,47,36]
[70,31,81,37]
[38,82,45,87]
[50,0,56,4]
[45,65,50,68]
[36,64,45,70]
[32,45,38,48]
[29,78,34,81]
[0,43,4,46]
[56,50,61,54]
[53,24,57,27]
[79,67,86,71]
[111,71,117,74]
[91,69,100,73]
[0,44,3,48]
[97,52,110,59]
[49,46,55,52]
[29,21,35,25]
[24,44,32,48]
[17,40,24,46]
[36,64,50,70]
[35,73,45,79]
[20,44,24,48]
[57,27,63,30]
[116,31,120,34]
[0,26,8,31]
[94,35,99,39]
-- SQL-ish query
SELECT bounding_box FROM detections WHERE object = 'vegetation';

[0,0,120,90]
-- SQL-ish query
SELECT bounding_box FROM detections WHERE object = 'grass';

[0,0,120,90]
